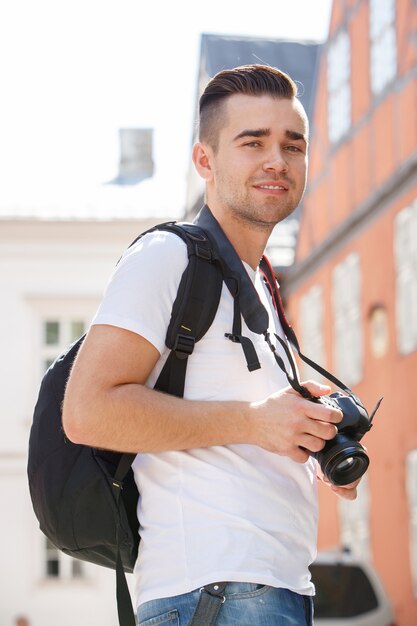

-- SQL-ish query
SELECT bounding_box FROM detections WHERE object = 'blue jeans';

[137,583,314,625]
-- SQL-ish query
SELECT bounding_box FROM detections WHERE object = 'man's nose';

[262,148,288,173]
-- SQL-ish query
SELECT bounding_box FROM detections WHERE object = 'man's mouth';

[253,181,289,192]
[257,184,287,190]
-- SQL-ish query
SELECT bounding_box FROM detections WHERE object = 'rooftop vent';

[111,128,154,185]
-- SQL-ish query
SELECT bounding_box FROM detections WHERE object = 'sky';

[0,0,332,218]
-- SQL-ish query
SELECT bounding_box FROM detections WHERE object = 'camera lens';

[314,434,369,486]
[336,457,355,471]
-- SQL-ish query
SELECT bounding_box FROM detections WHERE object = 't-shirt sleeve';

[91,231,188,354]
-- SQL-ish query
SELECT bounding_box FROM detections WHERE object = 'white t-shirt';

[92,230,318,607]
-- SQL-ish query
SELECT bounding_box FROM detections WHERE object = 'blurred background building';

[2,0,417,624]
[284,0,417,623]
[0,210,165,625]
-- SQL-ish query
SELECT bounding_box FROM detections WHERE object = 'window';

[41,317,86,374]
[299,285,325,381]
[28,296,97,384]
[338,475,371,560]
[44,321,60,345]
[406,449,417,598]
[45,539,60,577]
[45,538,85,580]
[32,305,96,583]
[327,30,351,144]
[394,202,417,354]
[332,253,363,386]
[369,304,389,358]
[370,0,397,95]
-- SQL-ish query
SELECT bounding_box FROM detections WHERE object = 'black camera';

[269,332,382,487]
[308,392,381,486]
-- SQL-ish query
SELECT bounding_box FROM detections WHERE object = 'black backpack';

[27,217,227,626]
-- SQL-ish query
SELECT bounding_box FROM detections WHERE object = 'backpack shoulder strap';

[150,222,224,398]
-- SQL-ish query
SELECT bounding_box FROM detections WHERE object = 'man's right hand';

[249,381,342,463]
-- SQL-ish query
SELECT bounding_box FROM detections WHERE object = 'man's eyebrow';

[232,128,308,142]
[286,130,307,142]
[232,128,271,141]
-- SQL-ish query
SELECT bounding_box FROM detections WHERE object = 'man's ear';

[192,142,213,181]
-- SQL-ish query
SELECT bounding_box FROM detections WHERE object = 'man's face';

[204,93,309,231]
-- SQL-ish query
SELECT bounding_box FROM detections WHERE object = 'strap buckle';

[173,333,195,357]
[224,332,240,343]
[194,242,213,261]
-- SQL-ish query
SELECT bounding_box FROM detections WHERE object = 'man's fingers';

[300,434,331,454]
[320,475,361,500]
[289,447,311,464]
[304,400,342,425]
[287,386,342,425]
[301,380,331,397]
[299,381,343,424]
[299,421,337,454]
[310,419,338,440]
[330,483,358,500]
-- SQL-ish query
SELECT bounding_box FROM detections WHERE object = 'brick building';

[284,0,417,622]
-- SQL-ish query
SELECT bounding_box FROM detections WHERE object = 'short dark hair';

[199,64,298,150]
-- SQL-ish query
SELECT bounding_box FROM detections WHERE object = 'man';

[63,65,359,625]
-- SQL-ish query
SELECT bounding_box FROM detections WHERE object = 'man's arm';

[62,323,342,462]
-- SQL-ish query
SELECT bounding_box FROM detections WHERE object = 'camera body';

[309,392,373,486]
[265,329,381,487]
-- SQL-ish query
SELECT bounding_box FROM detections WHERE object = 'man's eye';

[244,141,261,148]
[286,145,302,152]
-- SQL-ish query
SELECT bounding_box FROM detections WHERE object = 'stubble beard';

[221,189,299,233]
[211,168,303,232]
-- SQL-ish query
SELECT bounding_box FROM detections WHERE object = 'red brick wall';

[287,1,417,622]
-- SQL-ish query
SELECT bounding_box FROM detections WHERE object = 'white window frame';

[44,537,86,581]
[27,296,98,387]
[327,30,352,144]
[394,202,417,355]
[299,284,325,382]
[332,253,363,386]
[41,317,86,374]
[39,312,89,583]
[369,0,397,96]
[407,449,417,598]
[28,298,100,585]
[338,475,371,560]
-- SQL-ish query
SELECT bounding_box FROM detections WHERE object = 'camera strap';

[194,205,269,334]
[259,255,363,402]
[194,205,359,403]
[194,206,268,373]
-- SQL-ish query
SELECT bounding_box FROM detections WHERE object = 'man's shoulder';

[121,227,189,269]
[129,227,188,253]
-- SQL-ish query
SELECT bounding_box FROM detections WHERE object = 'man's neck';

[207,205,272,270]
